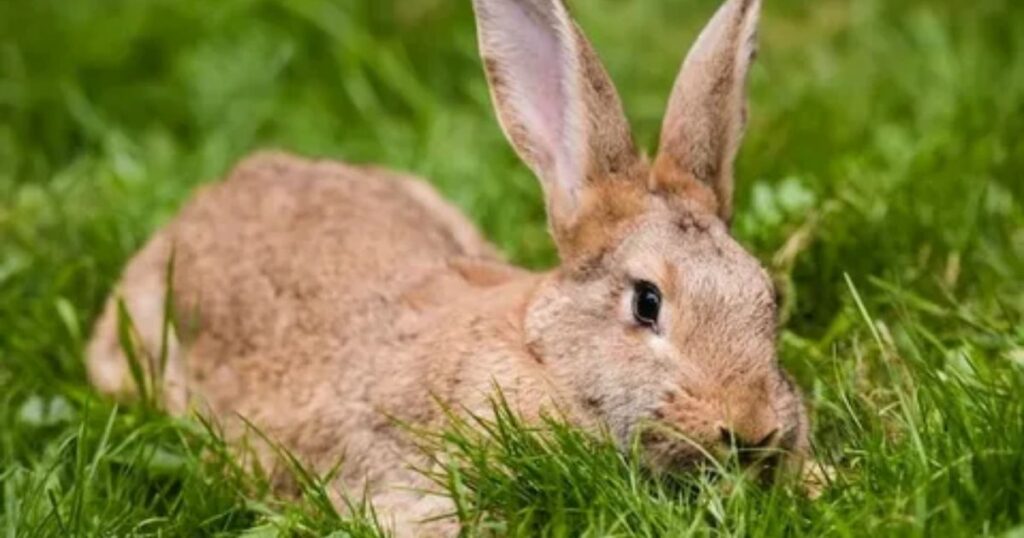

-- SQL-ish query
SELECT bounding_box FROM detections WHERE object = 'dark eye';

[632,280,662,329]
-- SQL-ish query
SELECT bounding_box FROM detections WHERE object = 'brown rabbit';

[87,0,808,534]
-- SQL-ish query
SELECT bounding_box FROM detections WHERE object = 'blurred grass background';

[1,0,1023,535]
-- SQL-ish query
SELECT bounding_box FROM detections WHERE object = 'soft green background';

[1,0,1023,536]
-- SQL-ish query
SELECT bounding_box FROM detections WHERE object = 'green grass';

[2,0,1023,535]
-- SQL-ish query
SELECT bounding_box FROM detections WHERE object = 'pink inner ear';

[490,2,564,159]
[481,0,580,195]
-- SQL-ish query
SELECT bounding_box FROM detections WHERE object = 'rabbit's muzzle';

[640,377,805,477]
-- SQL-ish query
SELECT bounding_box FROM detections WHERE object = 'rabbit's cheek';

[648,337,713,387]
[646,335,683,371]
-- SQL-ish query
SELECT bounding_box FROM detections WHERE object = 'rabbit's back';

[170,151,497,360]
[88,151,498,426]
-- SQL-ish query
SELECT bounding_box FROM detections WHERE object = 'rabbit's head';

[473,0,808,470]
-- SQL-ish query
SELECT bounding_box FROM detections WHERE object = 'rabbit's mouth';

[636,423,716,472]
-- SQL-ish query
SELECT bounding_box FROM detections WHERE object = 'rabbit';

[87,0,809,534]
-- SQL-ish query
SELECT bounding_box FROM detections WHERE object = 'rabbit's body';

[88,154,570,519]
[89,0,810,534]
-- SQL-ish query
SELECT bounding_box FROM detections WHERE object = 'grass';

[2,0,1023,535]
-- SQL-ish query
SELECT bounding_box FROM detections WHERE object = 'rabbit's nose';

[714,403,782,457]
[718,425,780,450]
[715,422,782,467]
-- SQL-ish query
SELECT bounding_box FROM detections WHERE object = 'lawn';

[2,0,1023,536]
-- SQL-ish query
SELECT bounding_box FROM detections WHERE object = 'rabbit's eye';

[632,281,662,329]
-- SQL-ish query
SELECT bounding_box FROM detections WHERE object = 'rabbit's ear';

[473,0,639,249]
[653,0,761,223]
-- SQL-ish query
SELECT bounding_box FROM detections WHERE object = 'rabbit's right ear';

[652,0,761,223]
[473,0,640,255]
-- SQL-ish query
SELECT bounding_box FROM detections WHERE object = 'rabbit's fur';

[88,0,808,534]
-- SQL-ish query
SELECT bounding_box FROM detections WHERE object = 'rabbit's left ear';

[473,0,641,255]
[653,0,761,223]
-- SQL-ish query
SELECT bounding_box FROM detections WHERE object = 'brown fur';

[88,0,807,535]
